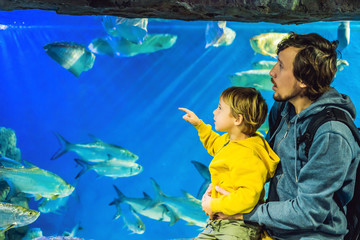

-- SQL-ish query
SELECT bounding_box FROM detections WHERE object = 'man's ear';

[234,114,243,126]
[299,79,307,89]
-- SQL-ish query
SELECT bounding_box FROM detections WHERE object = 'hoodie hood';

[238,135,280,179]
[286,87,356,121]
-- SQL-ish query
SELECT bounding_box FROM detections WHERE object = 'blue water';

[1,10,360,240]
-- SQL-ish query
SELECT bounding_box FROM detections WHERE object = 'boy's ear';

[234,114,243,126]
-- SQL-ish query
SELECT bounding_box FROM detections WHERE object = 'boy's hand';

[178,108,201,126]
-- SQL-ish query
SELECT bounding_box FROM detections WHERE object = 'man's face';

[269,46,306,103]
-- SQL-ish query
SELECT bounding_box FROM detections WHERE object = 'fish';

[231,58,348,91]
[101,16,148,44]
[191,161,210,199]
[0,164,75,200]
[337,21,350,52]
[88,33,177,57]
[74,158,143,179]
[33,237,84,240]
[150,178,207,227]
[205,21,236,48]
[38,180,78,214]
[229,69,273,91]
[0,181,10,202]
[109,185,179,225]
[114,204,145,234]
[37,194,70,214]
[250,32,290,58]
[62,222,82,237]
[21,228,43,240]
[252,59,348,72]
[0,202,40,233]
[252,60,277,70]
[336,59,349,72]
[43,41,95,77]
[0,155,24,168]
[258,117,269,136]
[86,37,115,57]
[51,133,139,163]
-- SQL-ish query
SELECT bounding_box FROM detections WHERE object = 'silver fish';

[86,37,115,57]
[191,161,210,199]
[205,21,236,48]
[150,178,207,227]
[101,16,148,44]
[51,133,138,163]
[258,117,269,135]
[250,32,290,58]
[22,228,43,240]
[252,59,348,72]
[114,204,145,234]
[89,34,177,57]
[229,69,273,91]
[62,222,82,238]
[37,195,70,214]
[336,59,349,72]
[109,185,179,225]
[0,202,40,233]
[0,164,74,200]
[0,155,24,169]
[43,41,95,77]
[33,237,84,240]
[0,181,10,202]
[252,60,277,70]
[74,158,142,179]
[337,21,350,52]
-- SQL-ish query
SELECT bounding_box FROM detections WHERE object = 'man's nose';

[269,68,275,77]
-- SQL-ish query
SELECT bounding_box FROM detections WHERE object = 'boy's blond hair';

[220,87,268,135]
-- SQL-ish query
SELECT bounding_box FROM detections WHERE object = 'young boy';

[179,86,279,240]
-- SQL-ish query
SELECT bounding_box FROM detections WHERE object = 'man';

[204,32,360,239]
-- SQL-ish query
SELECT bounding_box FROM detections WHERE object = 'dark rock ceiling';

[0,0,360,24]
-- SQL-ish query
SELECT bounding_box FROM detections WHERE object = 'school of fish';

[1,18,352,239]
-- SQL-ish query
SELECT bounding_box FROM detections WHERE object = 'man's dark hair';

[277,32,338,101]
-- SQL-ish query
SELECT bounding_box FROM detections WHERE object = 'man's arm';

[244,123,354,230]
[209,186,244,220]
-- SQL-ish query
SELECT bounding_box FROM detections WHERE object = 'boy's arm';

[179,107,228,156]
[195,122,229,156]
[179,107,202,126]
[210,149,268,215]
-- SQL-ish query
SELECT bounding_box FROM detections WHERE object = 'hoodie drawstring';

[294,116,299,182]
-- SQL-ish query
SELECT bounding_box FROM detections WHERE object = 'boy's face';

[213,98,236,132]
[269,46,306,103]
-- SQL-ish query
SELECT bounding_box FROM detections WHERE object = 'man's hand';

[179,108,201,126]
[201,189,215,219]
[205,183,212,196]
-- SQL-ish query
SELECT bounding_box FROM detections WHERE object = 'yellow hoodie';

[195,121,279,215]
